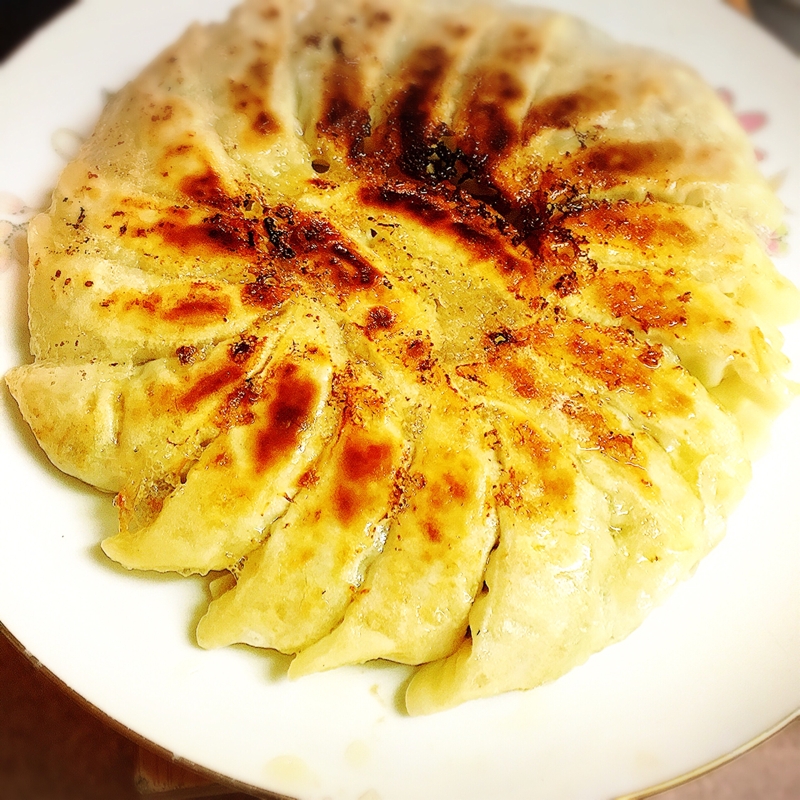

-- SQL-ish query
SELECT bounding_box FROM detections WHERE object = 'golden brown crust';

[5,0,797,714]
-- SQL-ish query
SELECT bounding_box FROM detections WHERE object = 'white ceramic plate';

[1,2,798,799]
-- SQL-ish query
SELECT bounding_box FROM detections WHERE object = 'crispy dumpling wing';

[102,307,346,573]
[289,390,500,673]
[5,0,797,714]
[196,364,410,653]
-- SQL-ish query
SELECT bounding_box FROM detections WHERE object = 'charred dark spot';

[407,338,430,360]
[287,213,382,291]
[179,364,245,412]
[229,335,258,364]
[154,208,254,254]
[553,270,579,297]
[402,336,435,374]
[451,221,497,249]
[368,184,448,223]
[375,45,450,180]
[298,467,319,488]
[457,70,523,160]
[253,208,383,300]
[316,37,373,158]
[264,216,296,258]
[330,240,378,286]
[340,435,394,483]
[179,171,232,208]
[362,183,532,280]
[150,105,174,123]
[367,9,392,27]
[465,111,514,159]
[506,364,539,399]
[637,344,663,368]
[523,87,618,140]
[254,364,320,473]
[176,345,197,365]
[597,431,635,463]
[442,472,469,502]
[160,286,232,323]
[423,520,442,543]
[320,96,372,158]
[253,110,278,135]
[334,433,395,524]
[229,60,280,138]
[487,329,514,347]
[365,305,396,340]
[504,188,571,248]
[274,205,295,224]
[68,207,86,229]
[572,141,683,188]
[445,22,471,40]
[423,140,469,183]
[489,70,523,102]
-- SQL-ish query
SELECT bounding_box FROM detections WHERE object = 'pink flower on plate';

[717,88,768,161]
[765,224,789,258]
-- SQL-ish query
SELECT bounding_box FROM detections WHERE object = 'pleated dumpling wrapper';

[6,0,798,715]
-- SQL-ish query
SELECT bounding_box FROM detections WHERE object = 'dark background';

[0,0,76,62]
[0,1,797,799]
[4,0,799,62]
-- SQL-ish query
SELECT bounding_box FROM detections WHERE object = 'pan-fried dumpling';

[5,0,797,715]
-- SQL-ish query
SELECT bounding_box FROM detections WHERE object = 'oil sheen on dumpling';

[5,0,797,715]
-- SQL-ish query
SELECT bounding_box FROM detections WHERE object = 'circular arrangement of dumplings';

[6,0,798,714]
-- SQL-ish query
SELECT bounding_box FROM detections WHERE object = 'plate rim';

[3,617,797,800]
[1,2,799,799]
